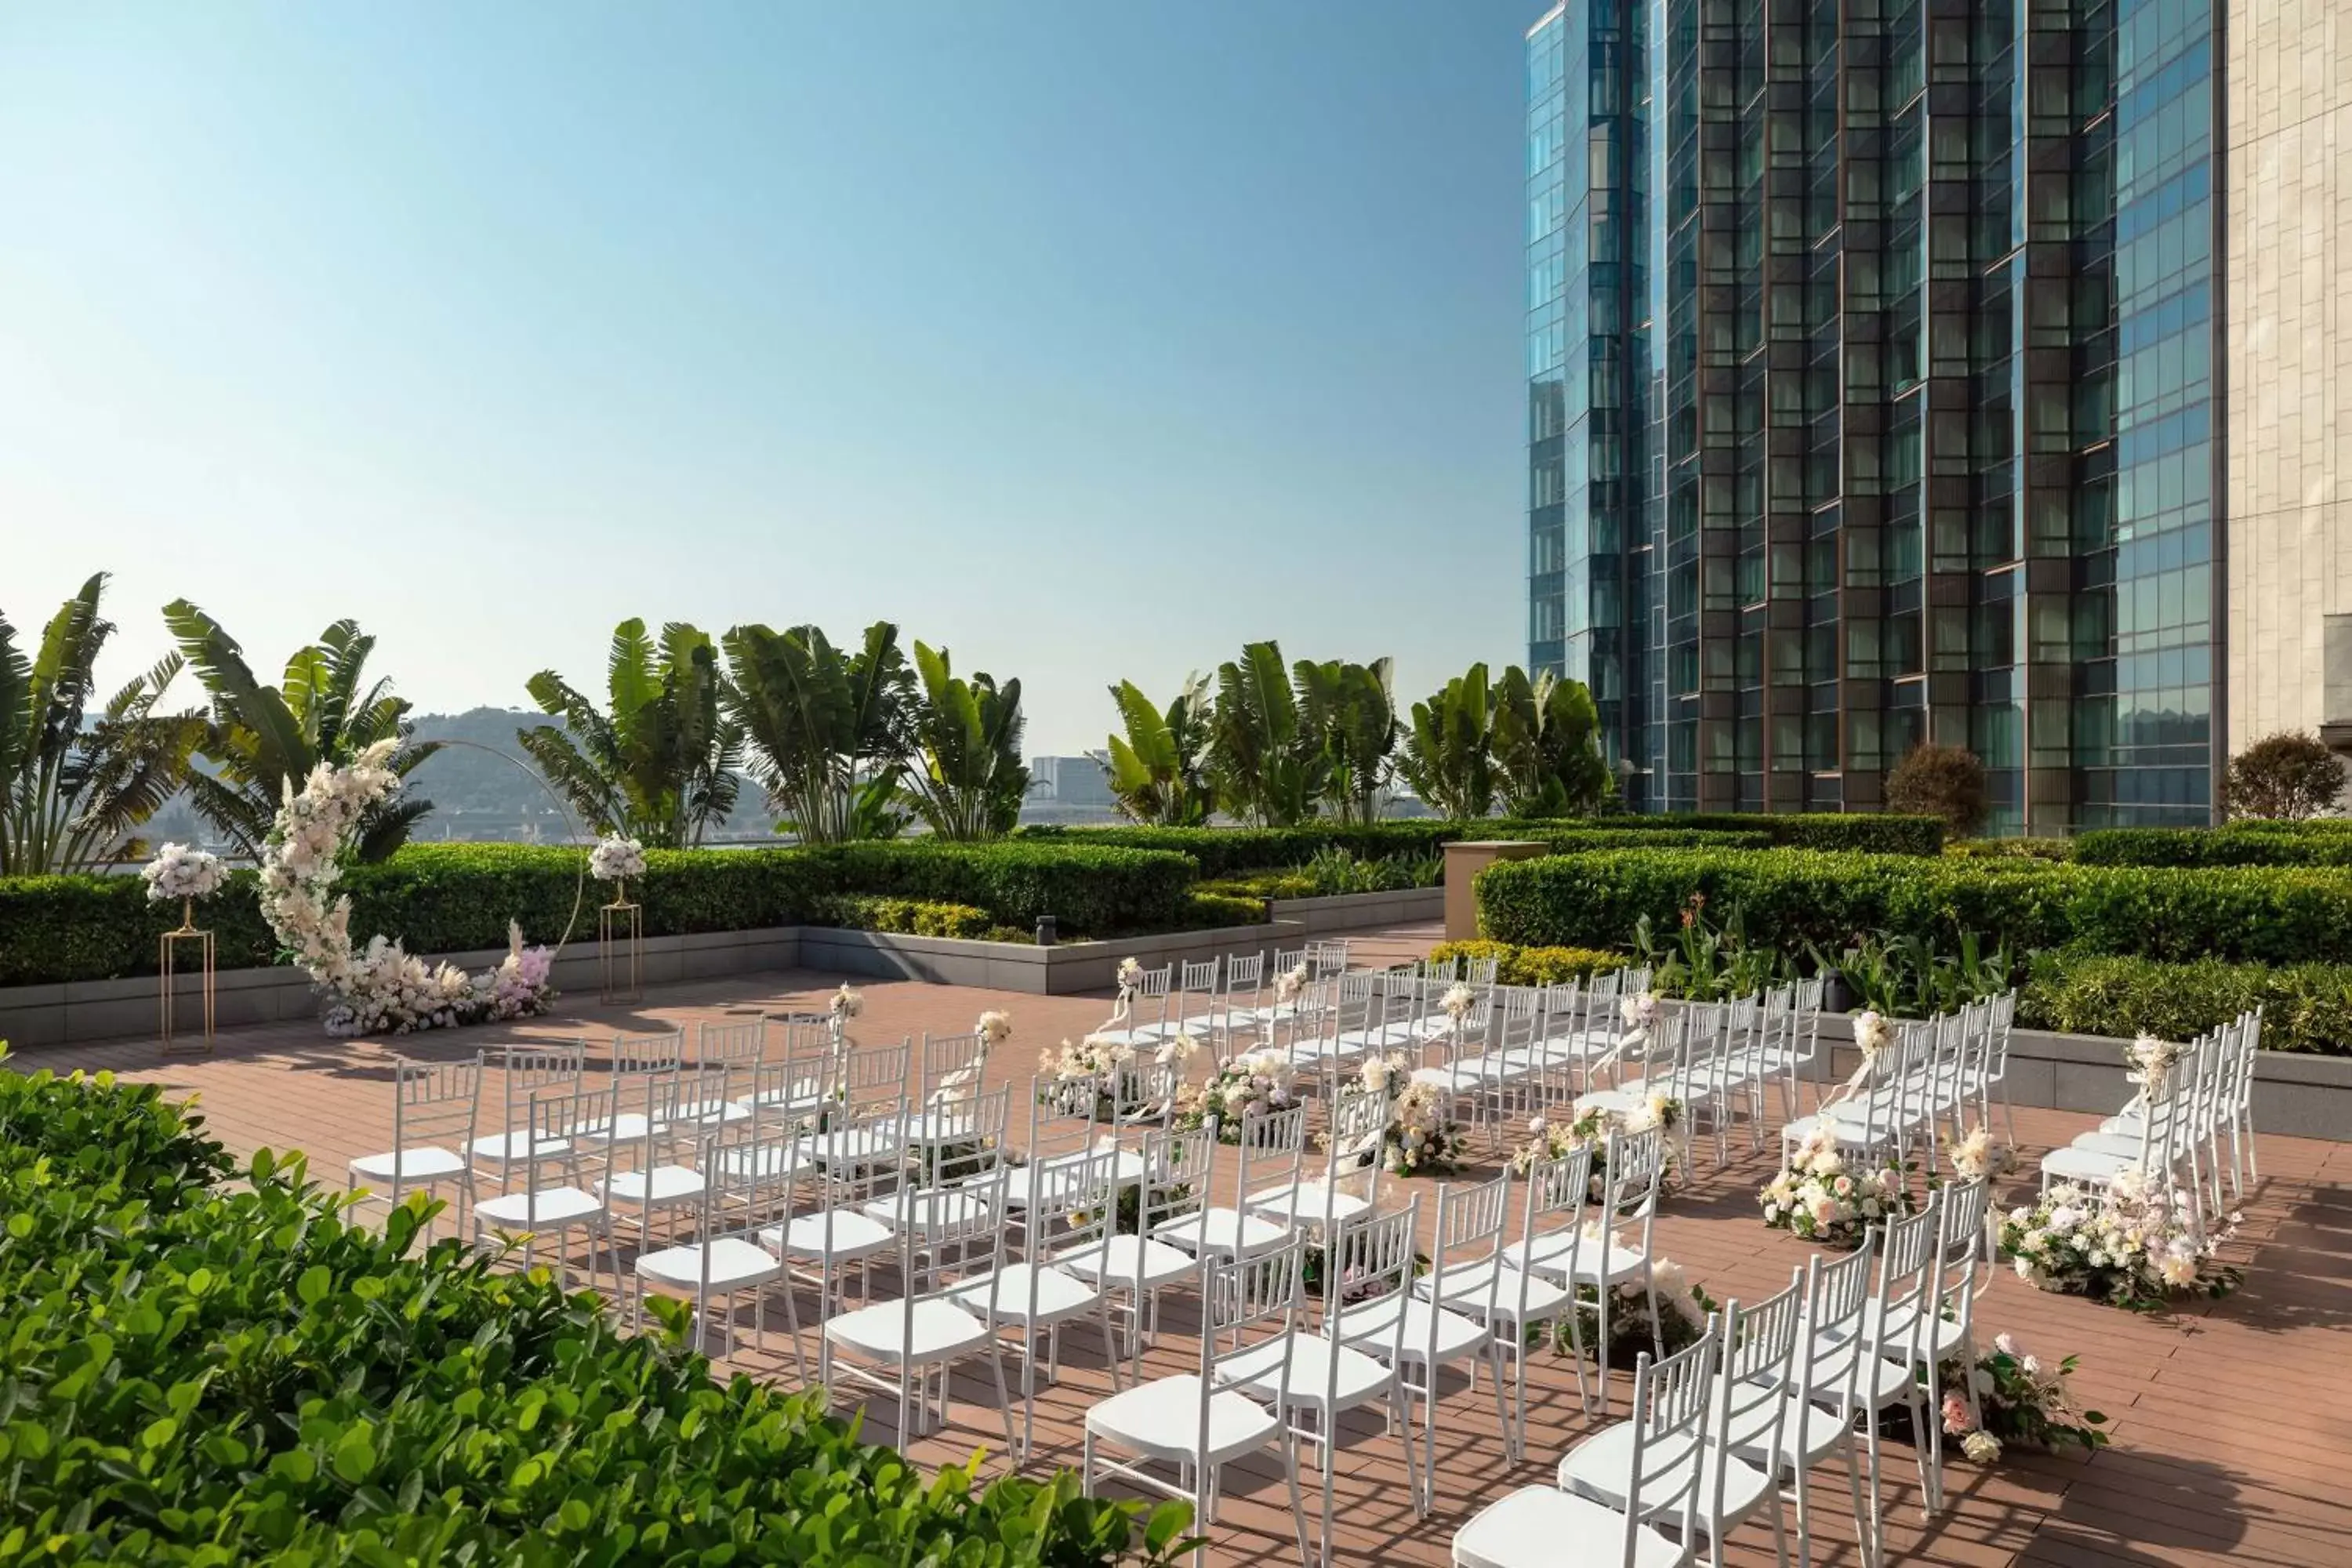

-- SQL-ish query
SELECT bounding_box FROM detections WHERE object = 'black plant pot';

[1820,967,1855,1015]
[1035,915,1058,947]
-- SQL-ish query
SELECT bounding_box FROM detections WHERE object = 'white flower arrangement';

[1546,1255,1715,1365]
[142,842,227,906]
[1155,1030,1203,1067]
[829,984,864,1020]
[2125,1032,2185,1090]
[1116,956,1142,991]
[1758,1120,1912,1247]
[256,741,555,1036]
[1946,1123,2017,1182]
[1441,982,1476,1022]
[1619,989,1660,1032]
[589,833,647,885]
[1999,1171,2239,1309]
[1346,1051,1465,1175]
[976,1009,1014,1049]
[1510,1098,1681,1192]
[1933,1331,2110,1461]
[1852,1009,1892,1056]
[1178,1051,1298,1142]
[1274,960,1311,1007]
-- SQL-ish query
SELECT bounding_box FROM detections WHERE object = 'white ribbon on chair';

[1817,1009,1891,1112]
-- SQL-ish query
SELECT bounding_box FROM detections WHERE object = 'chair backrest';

[1539,979,1582,1040]
[1620,1327,1719,1561]
[1459,950,1497,985]
[487,1042,586,1134]
[839,1037,913,1110]
[695,1018,767,1072]
[1319,1083,1387,1215]
[1310,938,1352,978]
[612,1029,686,1077]
[1428,1173,1511,1338]
[1419,953,1460,983]
[1140,1122,1214,1237]
[1322,1198,1417,1374]
[1224,949,1266,997]
[390,1053,481,1149]
[1027,1142,1123,1283]
[1874,1192,1944,1368]
[1176,956,1220,1005]
[919,1082,1012,1185]
[1795,1236,1875,1414]
[822,1098,913,1214]
[1200,1237,1306,1442]
[920,1030,985,1098]
[1132,961,1174,1002]
[1599,1126,1668,1234]
[510,1082,614,1216]
[1709,1278,1802,1523]
[1236,1104,1308,1193]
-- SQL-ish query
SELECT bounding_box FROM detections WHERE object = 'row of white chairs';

[1780,993,2019,1171]
[1088,941,1356,1052]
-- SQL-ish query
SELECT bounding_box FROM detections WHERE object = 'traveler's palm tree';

[518,619,742,849]
[164,601,440,862]
[0,574,206,875]
[723,619,912,844]
[1294,655,1398,824]
[1104,675,1211,826]
[900,641,1029,840]
[1398,662,1495,820]
[1208,640,1327,826]
[1490,666,1610,817]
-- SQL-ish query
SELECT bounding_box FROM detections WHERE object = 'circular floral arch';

[259,739,559,1036]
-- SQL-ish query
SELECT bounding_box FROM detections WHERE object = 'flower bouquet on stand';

[143,842,227,925]
[1999,1171,2239,1310]
[1357,1052,1468,1178]
[1759,1120,1913,1247]
[1178,1051,1298,1142]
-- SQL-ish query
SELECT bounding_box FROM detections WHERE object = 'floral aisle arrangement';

[1511,1097,1682,1192]
[929,1009,1014,1108]
[1931,1333,2111,1463]
[589,833,648,895]
[1946,1123,2017,1183]
[1038,1031,1198,1120]
[2125,1031,2187,1092]
[1178,1051,1298,1141]
[258,740,557,1037]
[1542,1256,1715,1366]
[1998,1171,2240,1310]
[1356,1052,1468,1177]
[1274,960,1310,1008]
[1759,1120,1912,1247]
[1818,1007,1893,1108]
[142,842,227,918]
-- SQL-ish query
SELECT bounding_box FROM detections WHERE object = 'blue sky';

[1,3,1532,754]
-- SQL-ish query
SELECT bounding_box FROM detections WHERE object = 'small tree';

[1885,742,1988,837]
[2223,731,2345,821]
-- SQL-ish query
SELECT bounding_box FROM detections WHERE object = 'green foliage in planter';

[2073,826,2352,869]
[1013,822,1461,877]
[2021,952,2352,1055]
[1501,813,1944,856]
[0,839,1196,987]
[1198,871,1317,902]
[804,892,995,938]
[1475,847,2352,967]
[1944,837,2073,861]
[1425,938,1631,987]
[1183,891,1271,929]
[0,1064,1189,1565]
[1490,826,1774,854]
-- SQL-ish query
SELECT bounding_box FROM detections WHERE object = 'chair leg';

[1862,1406,1886,1568]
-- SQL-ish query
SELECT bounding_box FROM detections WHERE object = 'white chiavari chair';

[1159,1105,1301,1262]
[463,1041,586,1192]
[633,1109,789,1362]
[1058,1120,1218,1374]
[350,1053,480,1233]
[1520,1127,1667,1414]
[470,1080,619,1294]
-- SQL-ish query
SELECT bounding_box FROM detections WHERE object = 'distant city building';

[1028,753,1116,809]
[1526,0,2348,832]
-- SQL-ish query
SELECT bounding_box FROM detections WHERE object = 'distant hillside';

[403,708,775,841]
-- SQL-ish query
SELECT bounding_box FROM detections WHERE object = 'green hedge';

[2023,953,2352,1056]
[2073,826,2352,868]
[0,840,1196,988]
[1504,813,1944,856]
[0,1060,1183,1563]
[804,892,996,939]
[1475,847,2352,966]
[1425,938,1632,987]
[1013,822,1461,877]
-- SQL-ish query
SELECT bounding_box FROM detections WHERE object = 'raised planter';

[0,889,1429,1047]
[1805,1009,2352,1143]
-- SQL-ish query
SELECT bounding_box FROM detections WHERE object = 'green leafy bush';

[2022,953,2352,1056]
[804,892,996,938]
[1475,847,2352,967]
[1184,891,1271,929]
[0,1063,1188,1564]
[0,840,1196,987]
[1425,938,1630,986]
[1198,871,1317,902]
[1944,837,2073,861]
[1504,814,1944,856]
[1499,826,1773,854]
[2073,826,2352,869]
[1014,822,1461,877]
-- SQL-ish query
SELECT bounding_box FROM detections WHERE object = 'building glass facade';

[1529,0,2220,830]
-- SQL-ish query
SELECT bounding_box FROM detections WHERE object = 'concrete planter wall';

[1806,1009,2352,1143]
[0,890,1432,1049]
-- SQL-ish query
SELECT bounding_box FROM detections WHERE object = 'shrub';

[2073,826,2352,869]
[1475,847,2352,967]
[1884,743,1991,837]
[804,892,995,938]
[1502,814,1944,856]
[2022,953,2352,1056]
[1185,891,1271,929]
[1426,938,1631,987]
[1014,822,1461,877]
[1199,872,1317,902]
[1494,826,1775,854]
[2223,730,2346,821]
[0,840,1197,987]
[0,1064,1187,1564]
[1945,837,2072,861]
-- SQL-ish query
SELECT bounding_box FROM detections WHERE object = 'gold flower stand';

[600,884,643,1006]
[158,898,215,1056]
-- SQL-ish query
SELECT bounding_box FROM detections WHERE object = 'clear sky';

[1,2,1532,755]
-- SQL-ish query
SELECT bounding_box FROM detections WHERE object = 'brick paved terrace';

[24,921,2348,1568]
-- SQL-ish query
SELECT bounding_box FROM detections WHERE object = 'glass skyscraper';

[1527,0,2221,832]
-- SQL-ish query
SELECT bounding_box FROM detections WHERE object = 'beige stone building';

[2224,0,2352,753]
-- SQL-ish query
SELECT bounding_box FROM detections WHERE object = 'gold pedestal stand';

[159,897,216,1055]
[600,884,643,1005]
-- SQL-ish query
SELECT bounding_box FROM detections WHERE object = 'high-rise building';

[1523,0,2342,833]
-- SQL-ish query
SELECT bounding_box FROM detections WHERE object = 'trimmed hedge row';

[1475,848,2352,966]
[2073,826,2352,868]
[2022,953,2352,1056]
[804,892,998,939]
[1014,822,1461,877]
[0,1061,1183,1563]
[1502,813,1944,857]
[1425,938,1632,986]
[0,840,1197,987]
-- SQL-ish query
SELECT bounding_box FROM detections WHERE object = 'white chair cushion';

[1558,1421,1775,1533]
[1085,1373,1282,1465]
[1242,1182,1372,1227]
[474,1186,604,1227]
[861,1185,996,1231]
[1418,1258,1573,1322]
[1519,1229,1648,1286]
[636,1236,784,1292]
[2039,1144,2144,1184]
[349,1145,466,1183]
[1334,1293,1491,1365]
[465,1131,568,1164]
[1154,1207,1288,1259]
[822,1297,996,1364]
[597,1165,707,1206]
[948,1263,1103,1324]
[1058,1233,1198,1291]
[1224,1334,1392,1413]
[760,1209,895,1261]
[1452,1484,1688,1568]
